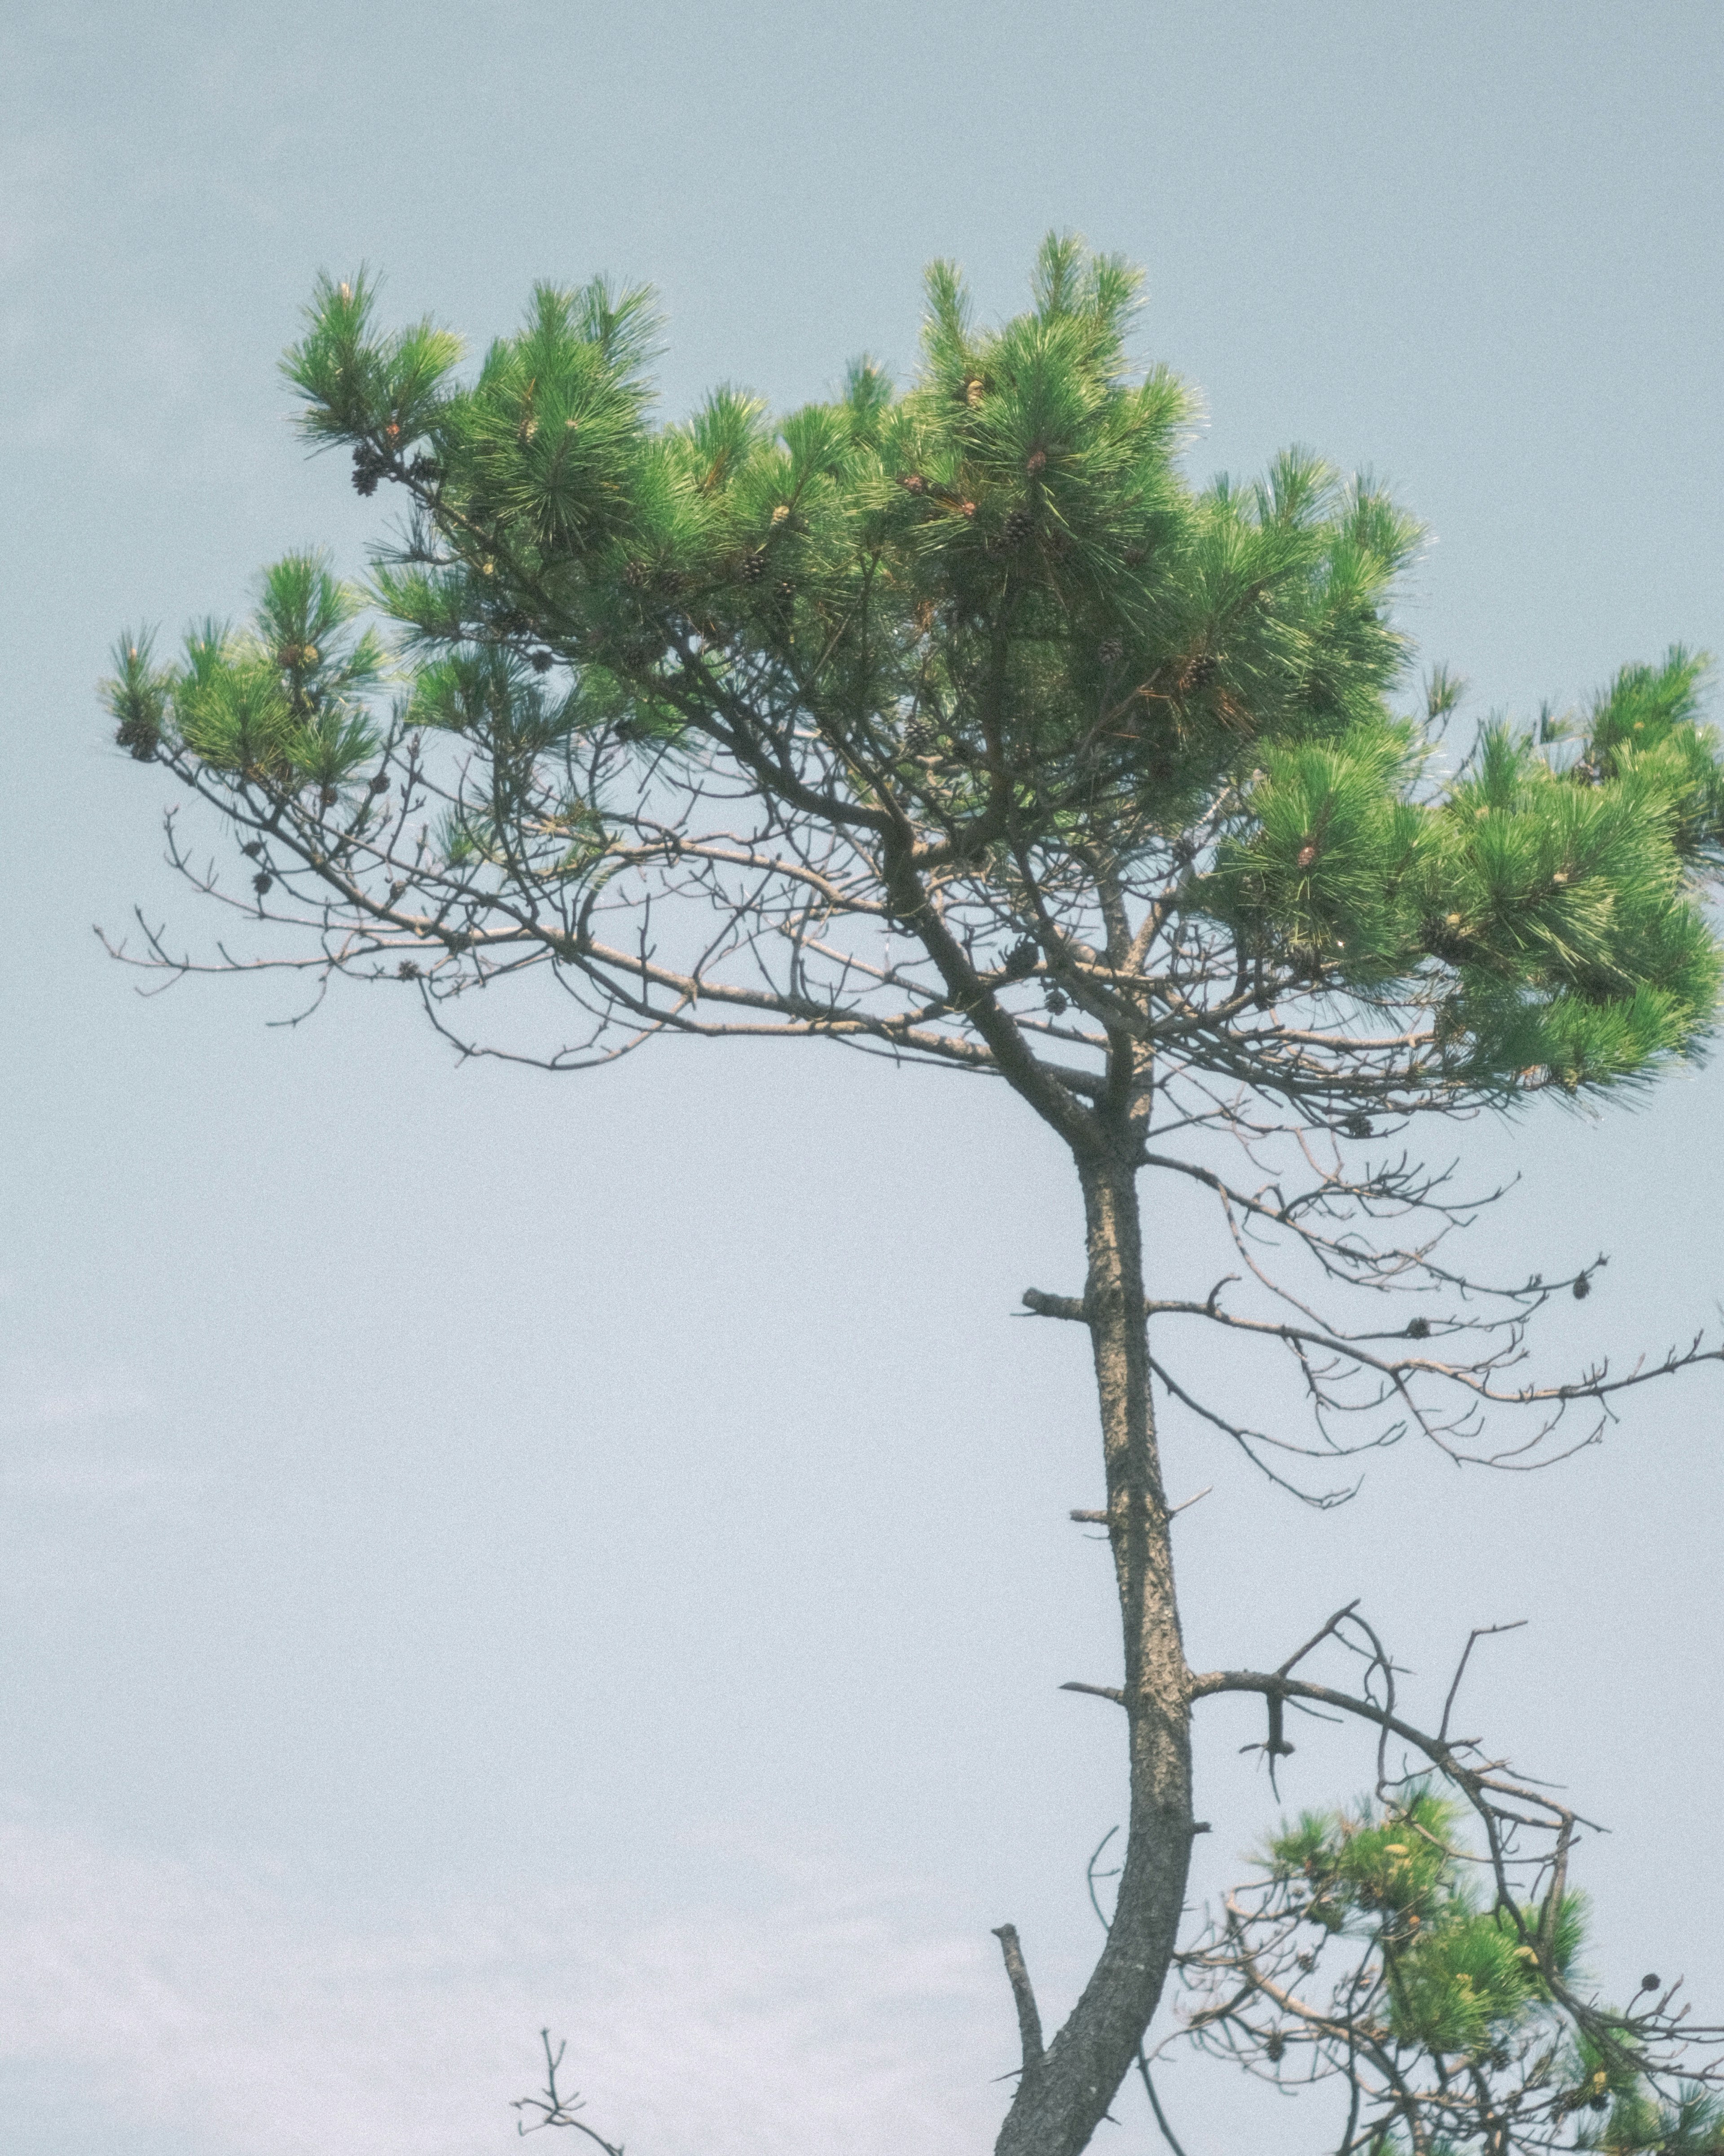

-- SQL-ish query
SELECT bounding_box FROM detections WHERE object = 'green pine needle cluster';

[1267,1790,1585,2052]
[1220,1789,1724,2153]
[106,555,384,799]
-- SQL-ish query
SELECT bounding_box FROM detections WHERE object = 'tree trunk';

[994,1145,1194,2156]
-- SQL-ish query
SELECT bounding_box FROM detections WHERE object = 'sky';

[2,3,1723,2151]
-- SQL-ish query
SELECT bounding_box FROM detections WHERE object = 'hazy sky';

[4,5,1723,2152]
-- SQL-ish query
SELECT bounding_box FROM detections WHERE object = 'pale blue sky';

[3,5,1722,2151]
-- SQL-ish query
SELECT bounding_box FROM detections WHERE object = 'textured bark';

[994,1145,1194,2156]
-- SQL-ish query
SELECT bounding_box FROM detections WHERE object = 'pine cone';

[253,872,272,895]
[319,785,339,807]
[115,708,160,759]
[351,444,387,496]
[529,649,554,672]
[369,772,391,794]
[740,551,767,584]
[1003,507,1034,548]
[1001,937,1039,981]
[903,719,935,755]
[1097,638,1123,666]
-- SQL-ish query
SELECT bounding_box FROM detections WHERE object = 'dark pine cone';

[903,719,936,755]
[319,785,339,808]
[529,649,554,672]
[369,772,391,794]
[407,454,440,485]
[252,872,273,895]
[1097,637,1123,666]
[1344,1112,1372,1139]
[1185,653,1218,691]
[1003,507,1034,548]
[351,444,387,496]
[739,550,768,584]
[1001,936,1039,982]
[1405,1316,1431,1340]
[1043,987,1069,1015]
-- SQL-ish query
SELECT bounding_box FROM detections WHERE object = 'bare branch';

[992,1924,1046,2084]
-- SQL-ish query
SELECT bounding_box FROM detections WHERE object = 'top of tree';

[104,235,1724,1128]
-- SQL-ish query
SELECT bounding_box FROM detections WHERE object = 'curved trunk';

[994,1148,1194,2156]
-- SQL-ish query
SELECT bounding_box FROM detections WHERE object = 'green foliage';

[1209,1788,1724,2152]
[1266,1787,1583,2055]
[101,554,383,798]
[1575,2082,1724,2154]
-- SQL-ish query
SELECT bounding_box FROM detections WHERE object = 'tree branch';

[992,1924,1046,2084]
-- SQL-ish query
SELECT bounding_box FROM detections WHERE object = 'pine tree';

[101,239,1724,2156]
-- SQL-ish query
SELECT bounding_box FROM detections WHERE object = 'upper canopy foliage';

[105,238,1724,1120]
